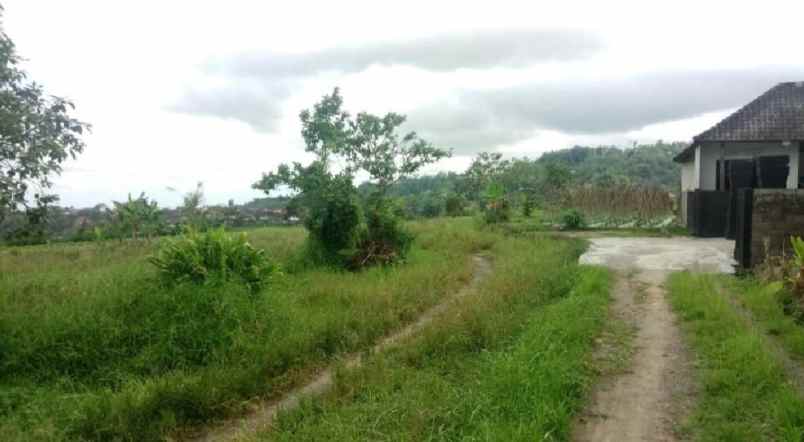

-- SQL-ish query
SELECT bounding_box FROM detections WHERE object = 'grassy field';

[251,234,611,441]
[0,219,500,441]
[668,272,804,441]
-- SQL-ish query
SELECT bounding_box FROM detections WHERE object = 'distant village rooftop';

[675,81,804,162]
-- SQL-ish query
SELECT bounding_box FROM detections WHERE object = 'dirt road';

[188,255,492,442]
[572,237,735,442]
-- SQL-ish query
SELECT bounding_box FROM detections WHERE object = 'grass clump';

[260,236,611,441]
[560,208,586,230]
[149,227,279,292]
[668,272,804,441]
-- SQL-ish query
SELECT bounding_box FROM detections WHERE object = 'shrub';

[521,195,534,217]
[560,209,586,230]
[349,199,414,269]
[445,194,467,217]
[304,175,365,265]
[149,227,279,293]
[482,182,511,224]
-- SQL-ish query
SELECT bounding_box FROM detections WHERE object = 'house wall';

[698,142,800,190]
[679,160,697,225]
[680,161,696,191]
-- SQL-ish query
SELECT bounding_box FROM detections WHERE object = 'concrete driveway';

[579,236,736,275]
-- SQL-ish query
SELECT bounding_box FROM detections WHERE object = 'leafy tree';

[112,193,162,240]
[0,11,89,223]
[445,193,467,217]
[482,181,510,224]
[255,88,448,267]
[346,112,450,194]
[180,182,207,229]
[464,152,510,203]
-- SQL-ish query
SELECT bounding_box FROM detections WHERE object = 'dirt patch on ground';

[572,270,697,442]
[185,255,492,442]
[572,236,735,442]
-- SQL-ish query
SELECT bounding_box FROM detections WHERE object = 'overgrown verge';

[668,272,804,440]
[256,236,611,441]
[719,276,804,360]
[0,219,493,441]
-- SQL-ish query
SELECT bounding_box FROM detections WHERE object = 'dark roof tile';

[674,82,804,162]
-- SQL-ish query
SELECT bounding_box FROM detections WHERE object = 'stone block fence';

[735,189,804,268]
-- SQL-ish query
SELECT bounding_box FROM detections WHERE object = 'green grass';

[252,235,611,441]
[668,272,804,441]
[0,218,497,441]
[719,276,804,359]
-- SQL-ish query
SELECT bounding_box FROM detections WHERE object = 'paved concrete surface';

[579,237,736,275]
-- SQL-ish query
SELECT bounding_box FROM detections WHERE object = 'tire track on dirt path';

[572,270,696,442]
[185,254,492,442]
[572,237,735,442]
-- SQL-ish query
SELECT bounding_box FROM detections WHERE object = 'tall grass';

[259,236,611,441]
[560,184,674,221]
[668,272,804,440]
[0,219,494,441]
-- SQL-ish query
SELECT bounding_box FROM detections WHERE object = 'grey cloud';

[407,67,804,155]
[213,29,602,77]
[171,29,602,129]
[170,81,291,131]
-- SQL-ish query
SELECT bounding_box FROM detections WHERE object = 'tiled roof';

[674,82,804,162]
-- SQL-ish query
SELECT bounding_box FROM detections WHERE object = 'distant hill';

[538,142,685,190]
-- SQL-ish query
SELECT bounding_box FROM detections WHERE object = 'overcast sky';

[5,0,804,208]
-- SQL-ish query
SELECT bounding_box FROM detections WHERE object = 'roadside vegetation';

[253,235,611,441]
[0,219,496,441]
[668,272,804,440]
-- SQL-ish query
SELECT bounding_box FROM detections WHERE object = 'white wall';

[680,161,696,191]
[698,142,800,190]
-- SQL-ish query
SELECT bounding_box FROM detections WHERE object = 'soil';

[572,236,735,442]
[185,255,492,442]
[572,270,697,442]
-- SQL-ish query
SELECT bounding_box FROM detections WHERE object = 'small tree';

[483,182,511,224]
[255,88,449,268]
[0,11,89,223]
[112,193,162,240]
[180,182,207,229]
[463,152,510,204]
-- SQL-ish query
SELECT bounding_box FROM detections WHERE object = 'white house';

[675,82,804,223]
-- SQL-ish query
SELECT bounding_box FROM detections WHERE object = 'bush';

[482,182,511,224]
[303,174,365,266]
[149,227,279,293]
[349,199,414,269]
[445,194,467,217]
[560,209,586,230]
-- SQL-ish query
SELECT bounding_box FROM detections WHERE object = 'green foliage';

[255,88,448,268]
[0,219,490,440]
[445,193,467,217]
[482,182,510,224]
[270,237,610,441]
[111,192,162,239]
[560,208,586,230]
[0,13,89,222]
[179,181,208,230]
[349,199,414,269]
[521,194,534,217]
[464,152,511,203]
[668,273,804,440]
[149,227,278,293]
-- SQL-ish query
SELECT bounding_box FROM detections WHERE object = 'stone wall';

[750,189,804,266]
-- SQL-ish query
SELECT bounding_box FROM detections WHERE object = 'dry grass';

[560,185,674,220]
